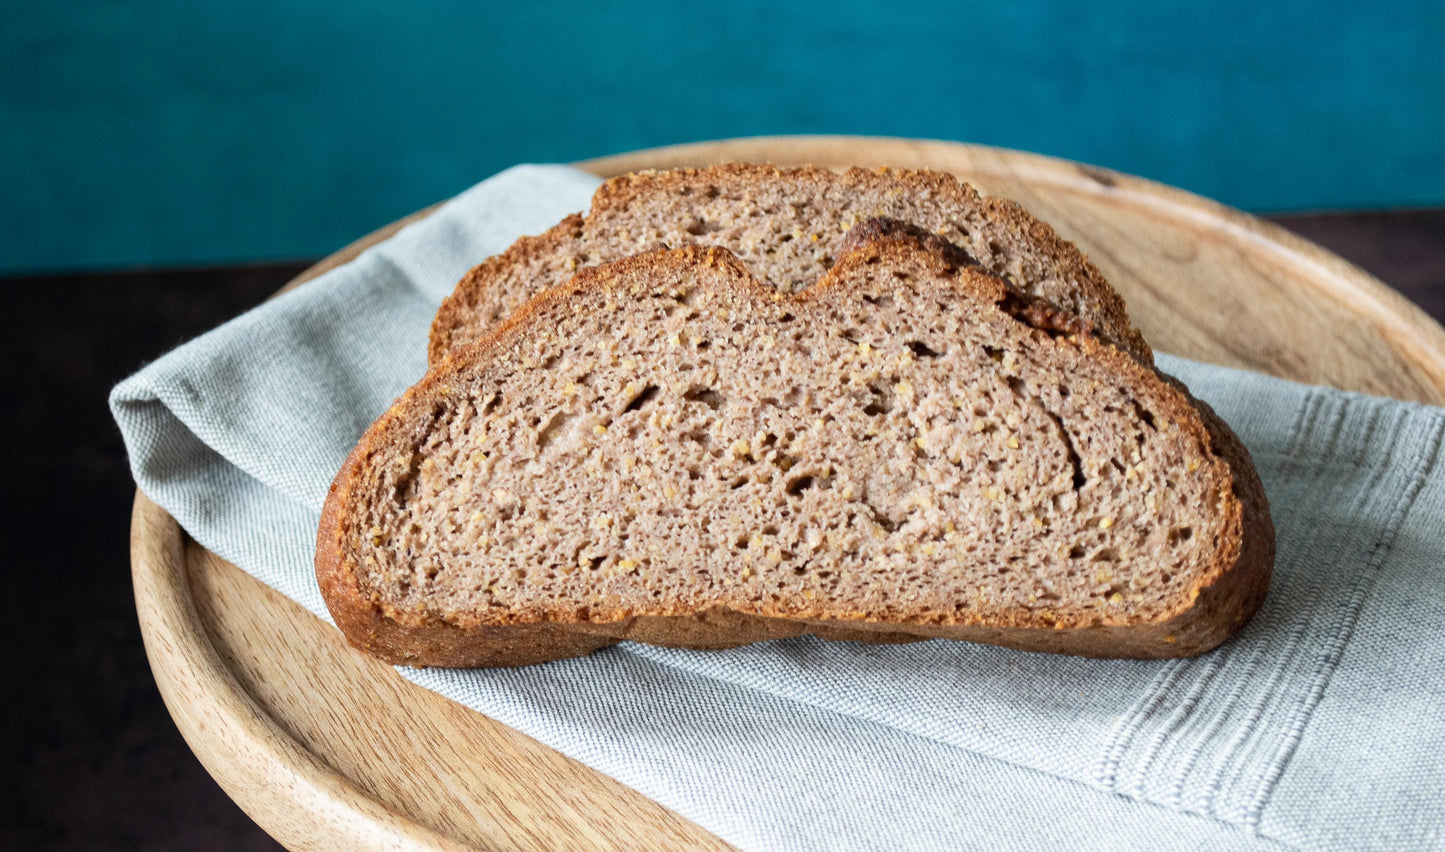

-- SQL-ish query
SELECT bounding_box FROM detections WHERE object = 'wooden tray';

[131,137,1445,850]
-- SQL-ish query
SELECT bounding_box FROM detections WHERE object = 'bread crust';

[322,233,1271,666]
[427,213,588,364]
[429,164,1152,368]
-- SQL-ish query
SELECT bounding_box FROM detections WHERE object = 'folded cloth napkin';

[111,165,1445,852]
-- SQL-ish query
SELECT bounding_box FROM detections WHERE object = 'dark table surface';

[2,209,1441,850]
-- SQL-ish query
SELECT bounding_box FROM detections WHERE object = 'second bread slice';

[429,164,1152,365]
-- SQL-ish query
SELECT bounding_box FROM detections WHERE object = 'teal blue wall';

[3,1,1443,273]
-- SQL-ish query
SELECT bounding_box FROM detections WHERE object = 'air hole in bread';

[907,340,942,358]
[1045,410,1086,490]
[683,386,725,410]
[621,384,660,414]
[785,475,816,496]
[862,383,894,417]
[685,218,723,236]
[1131,399,1158,430]
[860,498,900,533]
[535,411,573,451]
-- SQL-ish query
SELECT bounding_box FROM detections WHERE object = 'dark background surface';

[0,208,1440,849]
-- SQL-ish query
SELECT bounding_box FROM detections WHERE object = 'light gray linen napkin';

[111,165,1445,852]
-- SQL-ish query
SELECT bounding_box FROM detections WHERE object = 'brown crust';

[427,212,587,365]
[321,233,1271,667]
[428,163,1152,367]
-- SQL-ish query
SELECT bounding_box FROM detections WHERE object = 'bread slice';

[429,164,1152,367]
[319,222,1271,667]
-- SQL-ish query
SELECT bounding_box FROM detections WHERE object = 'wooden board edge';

[129,491,470,852]
[129,135,1445,849]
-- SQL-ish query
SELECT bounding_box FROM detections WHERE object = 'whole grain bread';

[317,222,1272,667]
[429,164,1152,366]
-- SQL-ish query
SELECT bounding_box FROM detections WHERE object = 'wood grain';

[131,137,1445,850]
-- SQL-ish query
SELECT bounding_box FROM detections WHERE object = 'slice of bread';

[317,222,1272,667]
[429,164,1152,367]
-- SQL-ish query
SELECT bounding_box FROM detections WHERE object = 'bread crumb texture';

[324,225,1269,666]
